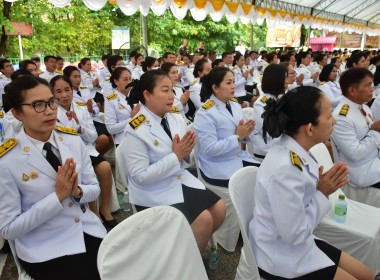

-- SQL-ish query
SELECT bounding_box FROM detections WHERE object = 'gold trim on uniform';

[260,96,268,103]
[290,151,303,172]
[154,139,159,146]
[320,81,326,85]
[75,102,87,106]
[191,80,197,86]
[106,93,118,101]
[0,112,3,118]
[0,138,17,157]
[231,98,238,103]
[339,104,349,116]
[30,170,38,179]
[22,173,29,182]
[129,114,146,130]
[79,86,88,89]
[55,126,78,135]
[172,106,180,114]
[202,100,215,110]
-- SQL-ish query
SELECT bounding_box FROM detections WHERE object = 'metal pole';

[141,14,148,56]
[306,27,311,48]
[18,34,24,60]
[339,32,342,49]
[361,33,366,51]
[250,23,254,51]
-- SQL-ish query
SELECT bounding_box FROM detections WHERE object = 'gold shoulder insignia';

[321,81,326,85]
[299,65,303,68]
[339,104,349,116]
[202,100,215,110]
[231,98,238,103]
[191,80,197,86]
[172,106,180,113]
[0,138,17,157]
[260,96,268,103]
[133,66,137,69]
[0,76,2,79]
[174,84,181,88]
[55,125,78,135]
[105,78,110,81]
[100,66,104,70]
[129,114,146,130]
[0,112,3,118]
[290,151,303,172]
[106,93,117,101]
[232,66,237,70]
[75,101,86,106]
[79,86,88,89]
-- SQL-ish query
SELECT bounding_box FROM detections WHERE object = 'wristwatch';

[236,134,240,141]
[73,186,83,202]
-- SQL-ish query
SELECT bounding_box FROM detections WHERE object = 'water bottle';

[123,190,131,212]
[117,191,124,208]
[208,245,219,270]
[334,194,347,223]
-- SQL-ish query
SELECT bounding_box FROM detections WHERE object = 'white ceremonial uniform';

[287,81,299,91]
[371,94,380,121]
[307,61,317,73]
[318,81,342,109]
[295,64,315,86]
[81,70,101,99]
[331,96,380,187]
[180,64,190,88]
[39,71,60,83]
[232,65,247,98]
[131,65,144,80]
[250,94,281,157]
[104,90,132,145]
[194,95,257,180]
[189,78,202,110]
[125,62,135,72]
[250,58,258,70]
[121,105,205,207]
[73,87,103,124]
[0,129,106,263]
[0,76,11,109]
[258,60,268,75]
[57,102,99,157]
[249,134,333,278]
[369,64,376,75]
[185,65,196,86]
[173,85,189,119]
[98,66,113,96]
[0,110,15,143]
[243,64,254,86]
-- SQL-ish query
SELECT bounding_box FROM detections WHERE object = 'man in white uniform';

[39,56,60,82]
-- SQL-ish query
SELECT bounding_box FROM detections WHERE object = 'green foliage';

[0,0,268,58]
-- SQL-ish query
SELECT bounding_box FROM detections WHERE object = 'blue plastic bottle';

[208,245,219,270]
[334,194,347,223]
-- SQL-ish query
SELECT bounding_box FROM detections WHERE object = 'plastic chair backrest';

[97,206,208,280]
[229,166,261,280]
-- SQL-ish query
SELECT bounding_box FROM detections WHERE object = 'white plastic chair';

[193,141,240,252]
[330,139,380,208]
[229,166,261,280]
[310,143,380,275]
[97,206,208,280]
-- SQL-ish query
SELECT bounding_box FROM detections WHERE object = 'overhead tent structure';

[6,0,380,37]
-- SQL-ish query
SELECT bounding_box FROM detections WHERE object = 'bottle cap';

[211,245,216,250]
[338,194,345,199]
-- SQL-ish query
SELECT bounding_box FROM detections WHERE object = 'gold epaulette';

[105,78,110,81]
[232,66,237,70]
[129,114,146,130]
[106,93,117,101]
[132,66,137,69]
[79,86,88,89]
[174,84,181,88]
[290,151,303,172]
[299,65,303,68]
[202,100,215,110]
[100,66,104,70]
[0,138,17,157]
[231,98,238,103]
[339,104,349,116]
[75,101,86,106]
[172,106,180,113]
[191,80,197,86]
[0,112,3,118]
[320,81,326,85]
[260,96,268,103]
[55,125,78,135]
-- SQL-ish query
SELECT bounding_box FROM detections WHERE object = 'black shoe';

[100,213,118,228]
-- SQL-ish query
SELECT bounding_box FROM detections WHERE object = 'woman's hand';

[131,104,141,118]
[242,71,249,80]
[296,74,304,85]
[92,78,99,87]
[86,99,95,114]
[56,158,78,202]
[317,162,350,197]
[180,90,190,105]
[311,72,319,82]
[173,130,196,161]
[235,119,255,140]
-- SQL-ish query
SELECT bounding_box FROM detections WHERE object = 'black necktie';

[161,118,172,140]
[77,90,81,97]
[226,103,233,116]
[43,142,61,172]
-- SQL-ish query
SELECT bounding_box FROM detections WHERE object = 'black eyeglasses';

[20,98,59,113]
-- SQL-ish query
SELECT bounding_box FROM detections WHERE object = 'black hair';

[262,86,323,139]
[261,64,287,97]
[200,67,233,102]
[339,68,374,96]
[163,52,174,60]
[232,52,244,67]
[56,56,64,62]
[107,55,124,75]
[102,54,111,61]
[5,76,50,110]
[44,56,56,63]
[19,60,36,70]
[142,56,158,72]
[222,52,231,60]
[314,53,326,64]
[50,75,73,90]
[249,51,258,55]
[110,67,131,89]
[193,59,208,78]
[346,52,365,69]
[370,55,380,66]
[183,54,191,60]
[330,57,341,66]
[0,59,10,69]
[134,53,143,62]
[30,55,40,62]
[208,51,216,55]
[212,59,223,68]
[160,62,176,74]
[129,51,137,60]
[296,51,309,66]
[63,65,80,78]
[11,69,33,81]
[127,70,169,106]
[78,57,90,69]
[375,66,380,86]
[319,64,337,83]
[266,52,277,63]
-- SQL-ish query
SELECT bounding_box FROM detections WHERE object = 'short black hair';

[319,64,336,83]
[0,59,11,69]
[102,54,111,61]
[30,55,40,62]
[63,65,80,78]
[222,52,231,60]
[339,68,374,96]
[56,56,64,62]
[19,60,36,70]
[212,59,223,68]
[107,55,124,74]
[11,69,33,81]
[44,56,56,63]
[261,64,287,97]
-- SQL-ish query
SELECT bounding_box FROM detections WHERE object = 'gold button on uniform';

[177,176,181,180]
[23,146,30,152]
[68,203,73,208]
[75,218,80,223]
[237,154,241,157]
[58,137,63,142]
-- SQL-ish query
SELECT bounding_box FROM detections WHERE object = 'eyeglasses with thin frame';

[20,98,59,113]
[3,64,13,69]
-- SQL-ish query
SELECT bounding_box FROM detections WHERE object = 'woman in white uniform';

[249,86,374,280]
[195,67,259,188]
[0,76,106,279]
[50,76,117,228]
[104,67,139,146]
[232,52,255,106]
[131,53,144,80]
[295,52,319,86]
[121,70,226,254]
[318,64,343,109]
[250,64,288,159]
[64,66,114,155]
[161,62,191,120]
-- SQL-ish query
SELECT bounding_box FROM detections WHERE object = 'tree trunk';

[0,1,12,57]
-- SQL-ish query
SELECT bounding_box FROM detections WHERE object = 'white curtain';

[82,0,107,10]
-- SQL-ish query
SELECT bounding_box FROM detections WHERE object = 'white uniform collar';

[144,105,166,125]
[25,130,58,154]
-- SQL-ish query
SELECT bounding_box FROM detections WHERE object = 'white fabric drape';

[82,0,108,11]
[49,0,71,7]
